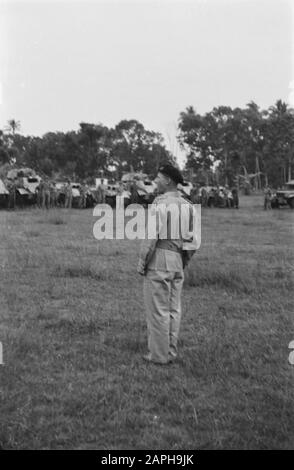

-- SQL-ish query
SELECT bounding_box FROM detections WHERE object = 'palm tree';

[269,100,289,118]
[6,119,21,135]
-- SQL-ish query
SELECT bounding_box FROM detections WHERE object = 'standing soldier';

[5,179,16,209]
[79,183,83,209]
[37,180,44,208]
[231,186,239,209]
[137,164,197,365]
[58,183,66,207]
[97,178,107,204]
[130,180,138,204]
[43,179,51,209]
[36,184,41,208]
[190,184,199,204]
[264,186,272,210]
[201,186,208,207]
[207,187,216,207]
[79,182,87,208]
[100,179,106,204]
[217,186,225,207]
[65,181,73,208]
[16,174,25,209]
[223,185,230,208]
[96,181,102,203]
[117,181,124,196]
[50,182,57,208]
[84,182,90,207]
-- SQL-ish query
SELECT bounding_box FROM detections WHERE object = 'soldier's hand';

[182,250,196,269]
[137,259,146,276]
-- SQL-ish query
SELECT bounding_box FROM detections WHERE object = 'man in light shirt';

[137,165,197,365]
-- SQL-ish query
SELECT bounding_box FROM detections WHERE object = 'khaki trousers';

[143,269,184,363]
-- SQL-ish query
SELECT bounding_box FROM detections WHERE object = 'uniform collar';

[163,190,180,197]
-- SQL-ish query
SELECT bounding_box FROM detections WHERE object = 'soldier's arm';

[181,201,198,269]
[137,238,158,275]
[137,197,161,275]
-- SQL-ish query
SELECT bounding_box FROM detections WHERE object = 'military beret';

[158,164,184,185]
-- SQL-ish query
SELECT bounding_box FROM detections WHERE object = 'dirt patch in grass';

[43,312,104,336]
[48,216,67,225]
[25,230,40,238]
[52,263,106,281]
[37,215,67,225]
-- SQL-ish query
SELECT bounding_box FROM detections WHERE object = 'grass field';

[0,195,294,450]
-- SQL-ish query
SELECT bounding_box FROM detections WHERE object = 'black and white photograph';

[0,0,293,453]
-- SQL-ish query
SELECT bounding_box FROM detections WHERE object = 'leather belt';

[156,239,182,253]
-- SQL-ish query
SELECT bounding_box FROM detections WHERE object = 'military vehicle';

[104,181,132,208]
[135,179,157,206]
[55,182,67,206]
[85,187,98,208]
[71,183,82,207]
[121,172,157,207]
[105,182,120,207]
[6,168,41,206]
[23,175,41,204]
[23,175,41,193]
[275,181,294,209]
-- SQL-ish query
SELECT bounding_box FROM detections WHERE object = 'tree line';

[1,99,293,188]
[0,119,174,181]
[178,100,294,188]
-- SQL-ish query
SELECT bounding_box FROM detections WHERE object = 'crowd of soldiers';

[263,185,283,210]
[2,169,289,213]
[1,173,144,210]
[189,185,239,209]
[36,180,76,209]
[1,177,103,210]
[1,175,242,211]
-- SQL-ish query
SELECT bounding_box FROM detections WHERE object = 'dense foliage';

[0,120,174,181]
[1,99,293,188]
[178,100,294,187]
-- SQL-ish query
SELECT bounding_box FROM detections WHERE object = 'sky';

[0,0,293,166]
